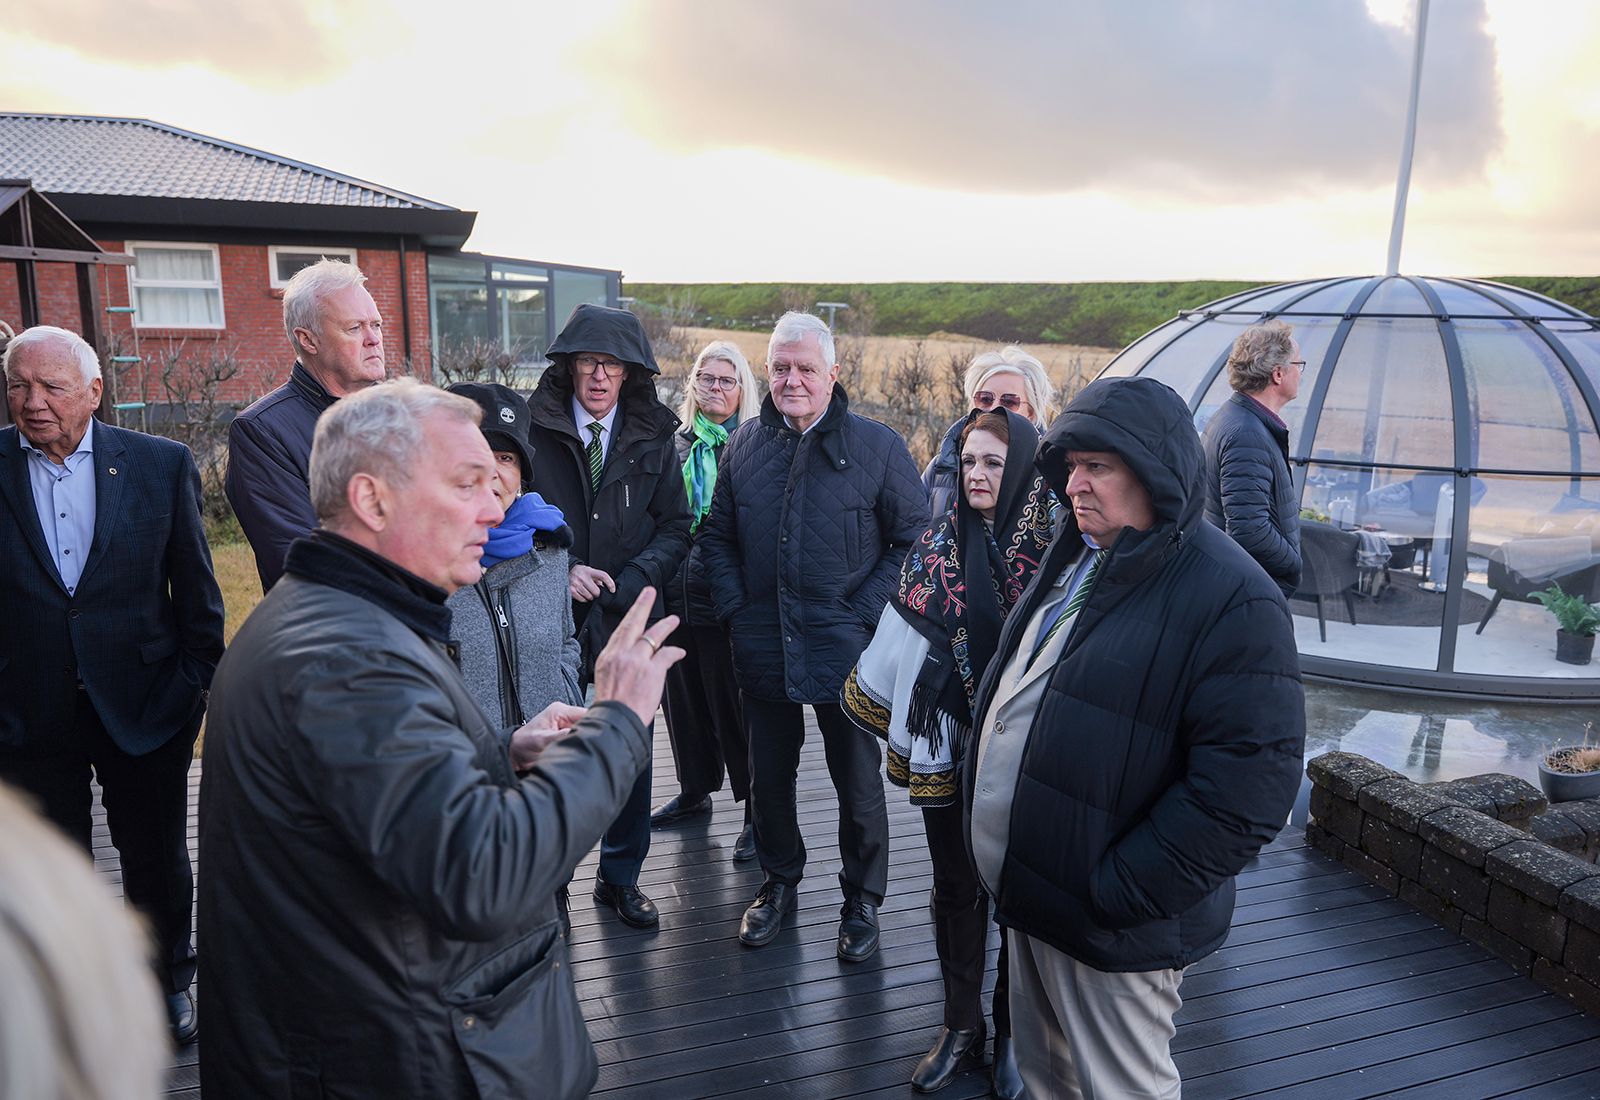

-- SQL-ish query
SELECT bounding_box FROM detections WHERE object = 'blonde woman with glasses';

[651,342,763,860]
[924,347,1056,517]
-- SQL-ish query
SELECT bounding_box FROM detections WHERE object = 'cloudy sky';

[3,0,1597,283]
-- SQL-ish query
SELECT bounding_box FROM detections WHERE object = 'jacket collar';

[283,530,452,641]
[289,363,338,412]
[0,419,125,594]
[759,383,855,470]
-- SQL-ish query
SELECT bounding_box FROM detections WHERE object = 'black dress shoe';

[738,882,795,946]
[650,793,713,826]
[166,989,199,1045]
[990,1034,1025,1099]
[732,822,757,862]
[910,1023,987,1093]
[593,879,660,927]
[836,897,880,962]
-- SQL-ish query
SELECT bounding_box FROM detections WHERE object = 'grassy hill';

[624,277,1599,350]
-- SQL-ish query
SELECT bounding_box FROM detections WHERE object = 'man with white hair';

[227,257,387,591]
[200,378,682,1100]
[699,311,929,959]
[0,324,225,1045]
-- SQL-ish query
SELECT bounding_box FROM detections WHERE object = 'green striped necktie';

[1030,548,1107,667]
[587,423,604,490]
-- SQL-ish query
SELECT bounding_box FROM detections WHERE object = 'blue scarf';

[683,411,735,533]
[482,492,566,568]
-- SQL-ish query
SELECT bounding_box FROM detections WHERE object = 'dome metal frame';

[1105,274,1600,701]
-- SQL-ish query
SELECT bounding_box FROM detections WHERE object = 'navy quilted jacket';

[1200,391,1302,598]
[699,385,929,703]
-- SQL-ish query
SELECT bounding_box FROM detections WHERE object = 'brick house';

[0,113,620,415]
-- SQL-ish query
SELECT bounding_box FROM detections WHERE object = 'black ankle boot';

[991,1033,1024,1099]
[910,1022,986,1093]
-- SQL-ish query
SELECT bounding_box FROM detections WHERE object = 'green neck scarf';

[683,411,733,532]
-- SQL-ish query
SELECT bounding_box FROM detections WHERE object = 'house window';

[126,243,224,328]
[268,246,358,289]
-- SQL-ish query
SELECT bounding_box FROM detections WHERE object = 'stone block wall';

[1306,751,1600,1017]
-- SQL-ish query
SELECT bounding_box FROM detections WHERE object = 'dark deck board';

[81,711,1600,1098]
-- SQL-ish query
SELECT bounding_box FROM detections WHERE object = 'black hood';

[1036,376,1204,536]
[545,303,659,376]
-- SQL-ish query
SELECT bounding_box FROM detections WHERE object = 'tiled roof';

[0,114,456,211]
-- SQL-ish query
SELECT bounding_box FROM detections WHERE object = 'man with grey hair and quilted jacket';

[699,311,929,962]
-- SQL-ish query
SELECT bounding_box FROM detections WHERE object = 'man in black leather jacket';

[1201,319,1304,598]
[965,376,1304,1100]
[199,379,682,1100]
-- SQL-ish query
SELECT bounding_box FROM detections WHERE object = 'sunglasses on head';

[975,392,1024,411]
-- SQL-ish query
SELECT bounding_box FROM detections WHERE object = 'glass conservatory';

[1102,275,1600,699]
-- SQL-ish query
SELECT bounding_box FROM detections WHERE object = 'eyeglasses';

[572,354,627,378]
[1287,360,1307,373]
[974,391,1025,411]
[698,375,740,392]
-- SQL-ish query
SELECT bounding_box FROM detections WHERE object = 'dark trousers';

[597,719,653,887]
[742,694,889,905]
[0,689,200,994]
[662,624,750,804]
[923,802,1010,1034]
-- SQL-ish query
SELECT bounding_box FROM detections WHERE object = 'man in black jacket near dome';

[1201,319,1303,598]
[525,304,691,928]
[965,376,1304,1100]
[699,311,929,962]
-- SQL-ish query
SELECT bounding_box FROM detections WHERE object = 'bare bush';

[141,339,251,531]
[870,339,952,468]
[779,285,811,315]
[431,337,537,388]
[836,289,876,377]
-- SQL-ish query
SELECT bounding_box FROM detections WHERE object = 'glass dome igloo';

[1101,274,1600,699]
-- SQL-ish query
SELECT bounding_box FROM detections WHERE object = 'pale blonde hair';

[680,340,761,426]
[0,782,167,1100]
[964,346,1055,428]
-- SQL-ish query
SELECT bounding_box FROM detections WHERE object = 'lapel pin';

[108,468,117,475]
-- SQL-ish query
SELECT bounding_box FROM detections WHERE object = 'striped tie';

[1031,549,1107,666]
[587,423,605,490]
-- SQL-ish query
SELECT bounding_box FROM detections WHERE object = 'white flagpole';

[1386,0,1431,276]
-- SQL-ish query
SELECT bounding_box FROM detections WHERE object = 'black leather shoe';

[738,882,795,946]
[593,879,659,927]
[836,897,880,962]
[911,1023,986,1093]
[167,989,199,1045]
[650,794,713,826]
[556,884,571,939]
[990,1034,1025,1099]
[732,822,757,862]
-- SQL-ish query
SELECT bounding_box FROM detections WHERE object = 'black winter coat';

[225,363,336,592]
[526,306,691,680]
[964,376,1304,973]
[664,427,724,629]
[199,535,651,1100]
[1201,391,1302,598]
[921,415,966,520]
[698,385,930,703]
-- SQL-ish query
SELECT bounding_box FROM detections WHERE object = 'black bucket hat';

[447,382,536,489]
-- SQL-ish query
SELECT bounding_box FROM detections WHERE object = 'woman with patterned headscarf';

[844,407,1055,1098]
[652,341,764,860]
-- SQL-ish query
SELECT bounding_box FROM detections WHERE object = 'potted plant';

[1540,724,1600,802]
[1532,583,1600,665]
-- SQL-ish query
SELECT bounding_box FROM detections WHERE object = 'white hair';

[2,324,101,384]
[0,781,167,1100]
[965,346,1055,428]
[283,258,368,357]
[768,311,836,369]
[680,340,761,425]
[309,377,481,524]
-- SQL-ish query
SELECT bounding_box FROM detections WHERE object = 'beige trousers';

[1010,931,1184,1100]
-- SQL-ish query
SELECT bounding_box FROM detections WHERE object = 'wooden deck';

[102,711,1600,1099]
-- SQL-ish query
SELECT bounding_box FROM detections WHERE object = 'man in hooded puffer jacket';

[525,304,692,928]
[964,376,1305,1100]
